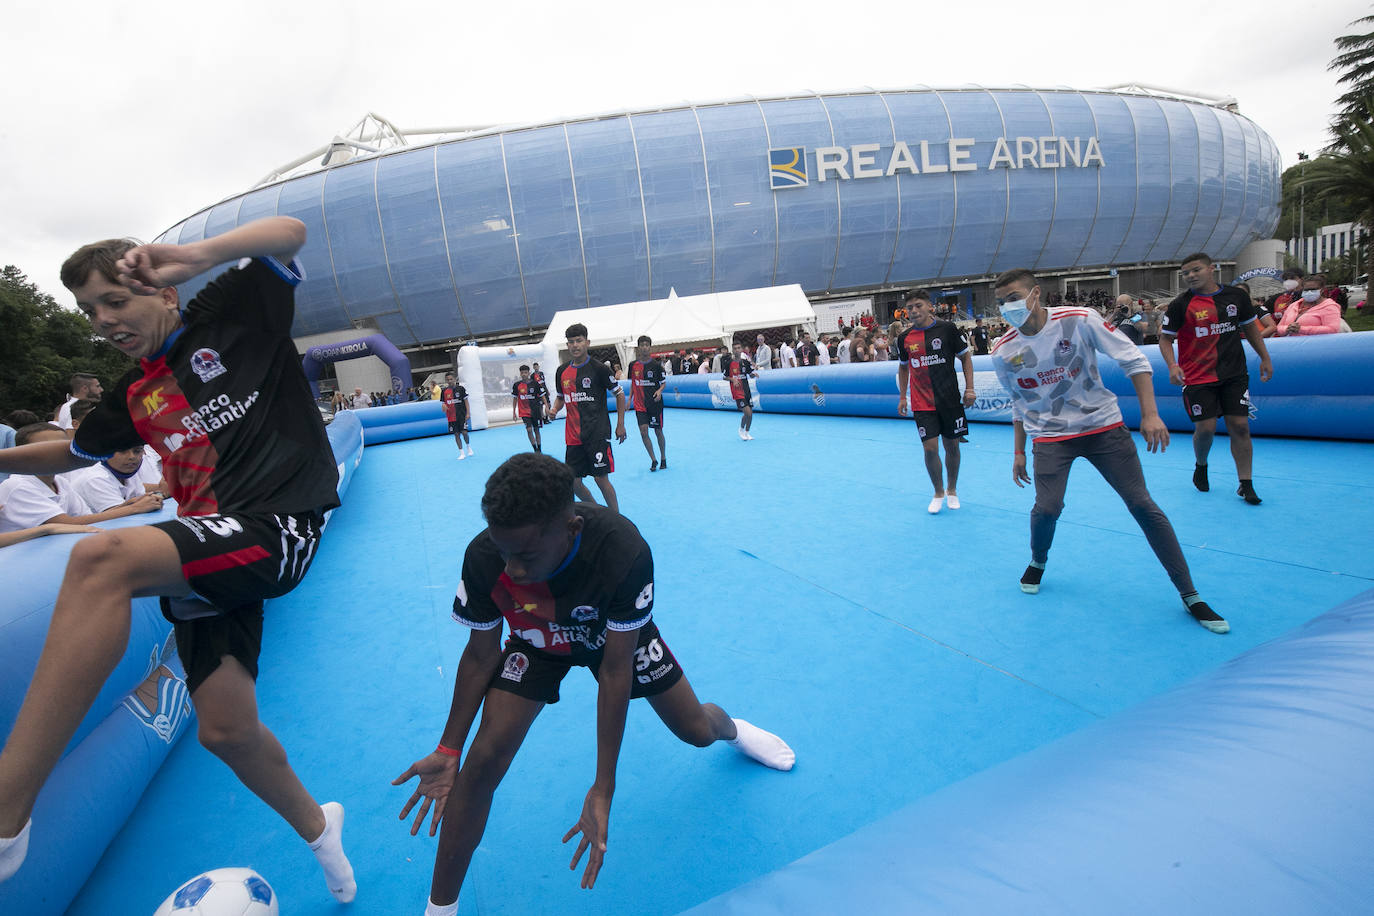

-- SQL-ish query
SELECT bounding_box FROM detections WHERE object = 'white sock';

[0,819,31,883]
[308,802,357,903]
[727,718,795,771]
[425,900,459,916]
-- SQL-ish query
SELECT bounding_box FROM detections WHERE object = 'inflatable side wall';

[687,585,1374,915]
[659,335,1374,441]
[0,411,364,916]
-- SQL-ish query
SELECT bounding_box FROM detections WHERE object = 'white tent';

[540,284,817,366]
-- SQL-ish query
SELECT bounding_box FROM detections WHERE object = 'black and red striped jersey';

[72,257,339,517]
[1160,287,1257,385]
[896,320,968,412]
[442,385,468,422]
[557,358,616,445]
[628,359,665,412]
[452,505,654,662]
[511,380,537,418]
[724,356,755,400]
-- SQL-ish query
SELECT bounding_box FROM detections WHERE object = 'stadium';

[154,84,1283,373]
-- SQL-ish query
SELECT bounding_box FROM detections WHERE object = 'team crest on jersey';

[1057,339,1073,355]
[572,605,598,622]
[1226,303,1238,317]
[501,652,529,682]
[932,338,942,350]
[1191,403,1203,417]
[582,377,591,388]
[190,348,227,382]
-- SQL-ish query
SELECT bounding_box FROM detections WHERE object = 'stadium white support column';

[457,344,488,430]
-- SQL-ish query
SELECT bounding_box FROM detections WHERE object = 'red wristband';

[435,744,460,758]
[1014,450,1026,455]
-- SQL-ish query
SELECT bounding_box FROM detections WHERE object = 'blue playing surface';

[68,411,1373,915]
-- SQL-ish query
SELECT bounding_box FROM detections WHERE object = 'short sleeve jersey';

[797,342,819,366]
[724,356,754,400]
[628,359,665,412]
[442,385,467,422]
[72,258,339,517]
[557,358,617,445]
[529,371,548,400]
[452,505,654,662]
[511,380,536,418]
[896,320,969,412]
[1160,286,1257,386]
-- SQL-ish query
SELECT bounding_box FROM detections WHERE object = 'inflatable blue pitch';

[0,412,363,916]
[348,334,1372,444]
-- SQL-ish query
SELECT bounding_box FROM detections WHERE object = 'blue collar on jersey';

[570,357,590,369]
[146,324,186,361]
[550,531,582,578]
[914,318,938,330]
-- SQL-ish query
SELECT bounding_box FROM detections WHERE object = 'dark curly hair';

[481,453,574,528]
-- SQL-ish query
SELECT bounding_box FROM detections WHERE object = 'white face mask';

[1301,289,1321,303]
[1283,279,1300,291]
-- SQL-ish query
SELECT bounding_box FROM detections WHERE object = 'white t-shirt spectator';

[351,391,373,409]
[837,338,852,364]
[778,341,796,368]
[65,463,143,512]
[817,341,832,365]
[139,445,163,490]
[0,475,90,533]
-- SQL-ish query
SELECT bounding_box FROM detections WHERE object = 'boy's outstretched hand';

[116,244,213,294]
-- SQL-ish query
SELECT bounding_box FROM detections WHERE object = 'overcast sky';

[0,0,1362,304]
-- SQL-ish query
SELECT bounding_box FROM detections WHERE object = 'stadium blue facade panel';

[433,135,526,334]
[163,87,1283,346]
[630,110,713,299]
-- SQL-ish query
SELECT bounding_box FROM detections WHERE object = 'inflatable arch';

[0,413,364,916]
[301,334,413,399]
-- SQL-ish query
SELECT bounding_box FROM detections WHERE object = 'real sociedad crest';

[769,147,808,189]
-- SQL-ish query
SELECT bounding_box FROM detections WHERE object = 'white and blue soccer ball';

[152,867,278,916]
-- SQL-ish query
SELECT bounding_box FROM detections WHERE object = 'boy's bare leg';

[572,478,599,506]
[191,658,324,840]
[593,476,619,515]
[193,658,355,902]
[647,677,794,770]
[0,526,187,839]
[430,690,544,907]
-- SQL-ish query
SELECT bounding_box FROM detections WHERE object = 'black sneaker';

[1020,565,1044,594]
[1237,481,1261,505]
[1186,600,1230,634]
[650,460,658,472]
[1193,464,1209,492]
[659,460,668,470]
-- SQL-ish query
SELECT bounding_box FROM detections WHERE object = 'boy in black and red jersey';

[511,365,542,453]
[529,362,550,427]
[0,218,356,901]
[1159,252,1274,505]
[724,341,758,440]
[393,454,794,915]
[895,290,976,514]
[549,323,628,515]
[627,334,667,471]
[442,371,472,459]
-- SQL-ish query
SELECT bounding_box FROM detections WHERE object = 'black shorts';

[913,404,968,442]
[531,401,544,422]
[565,441,614,477]
[155,509,325,694]
[1183,375,1250,422]
[635,407,663,428]
[522,415,538,429]
[734,394,753,410]
[448,414,467,434]
[488,621,683,704]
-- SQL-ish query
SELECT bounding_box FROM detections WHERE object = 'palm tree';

[1330,13,1374,136]
[1303,105,1374,277]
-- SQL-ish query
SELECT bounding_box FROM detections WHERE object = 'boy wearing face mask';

[1159,252,1274,505]
[1264,268,1305,327]
[990,268,1229,635]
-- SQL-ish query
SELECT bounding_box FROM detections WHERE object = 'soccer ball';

[152,867,278,915]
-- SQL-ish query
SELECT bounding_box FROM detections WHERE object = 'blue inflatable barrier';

[660,334,1373,441]
[350,399,450,445]
[689,585,1374,915]
[0,412,364,916]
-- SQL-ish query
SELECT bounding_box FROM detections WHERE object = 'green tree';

[1331,13,1374,136]
[0,266,133,420]
[1301,108,1374,278]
